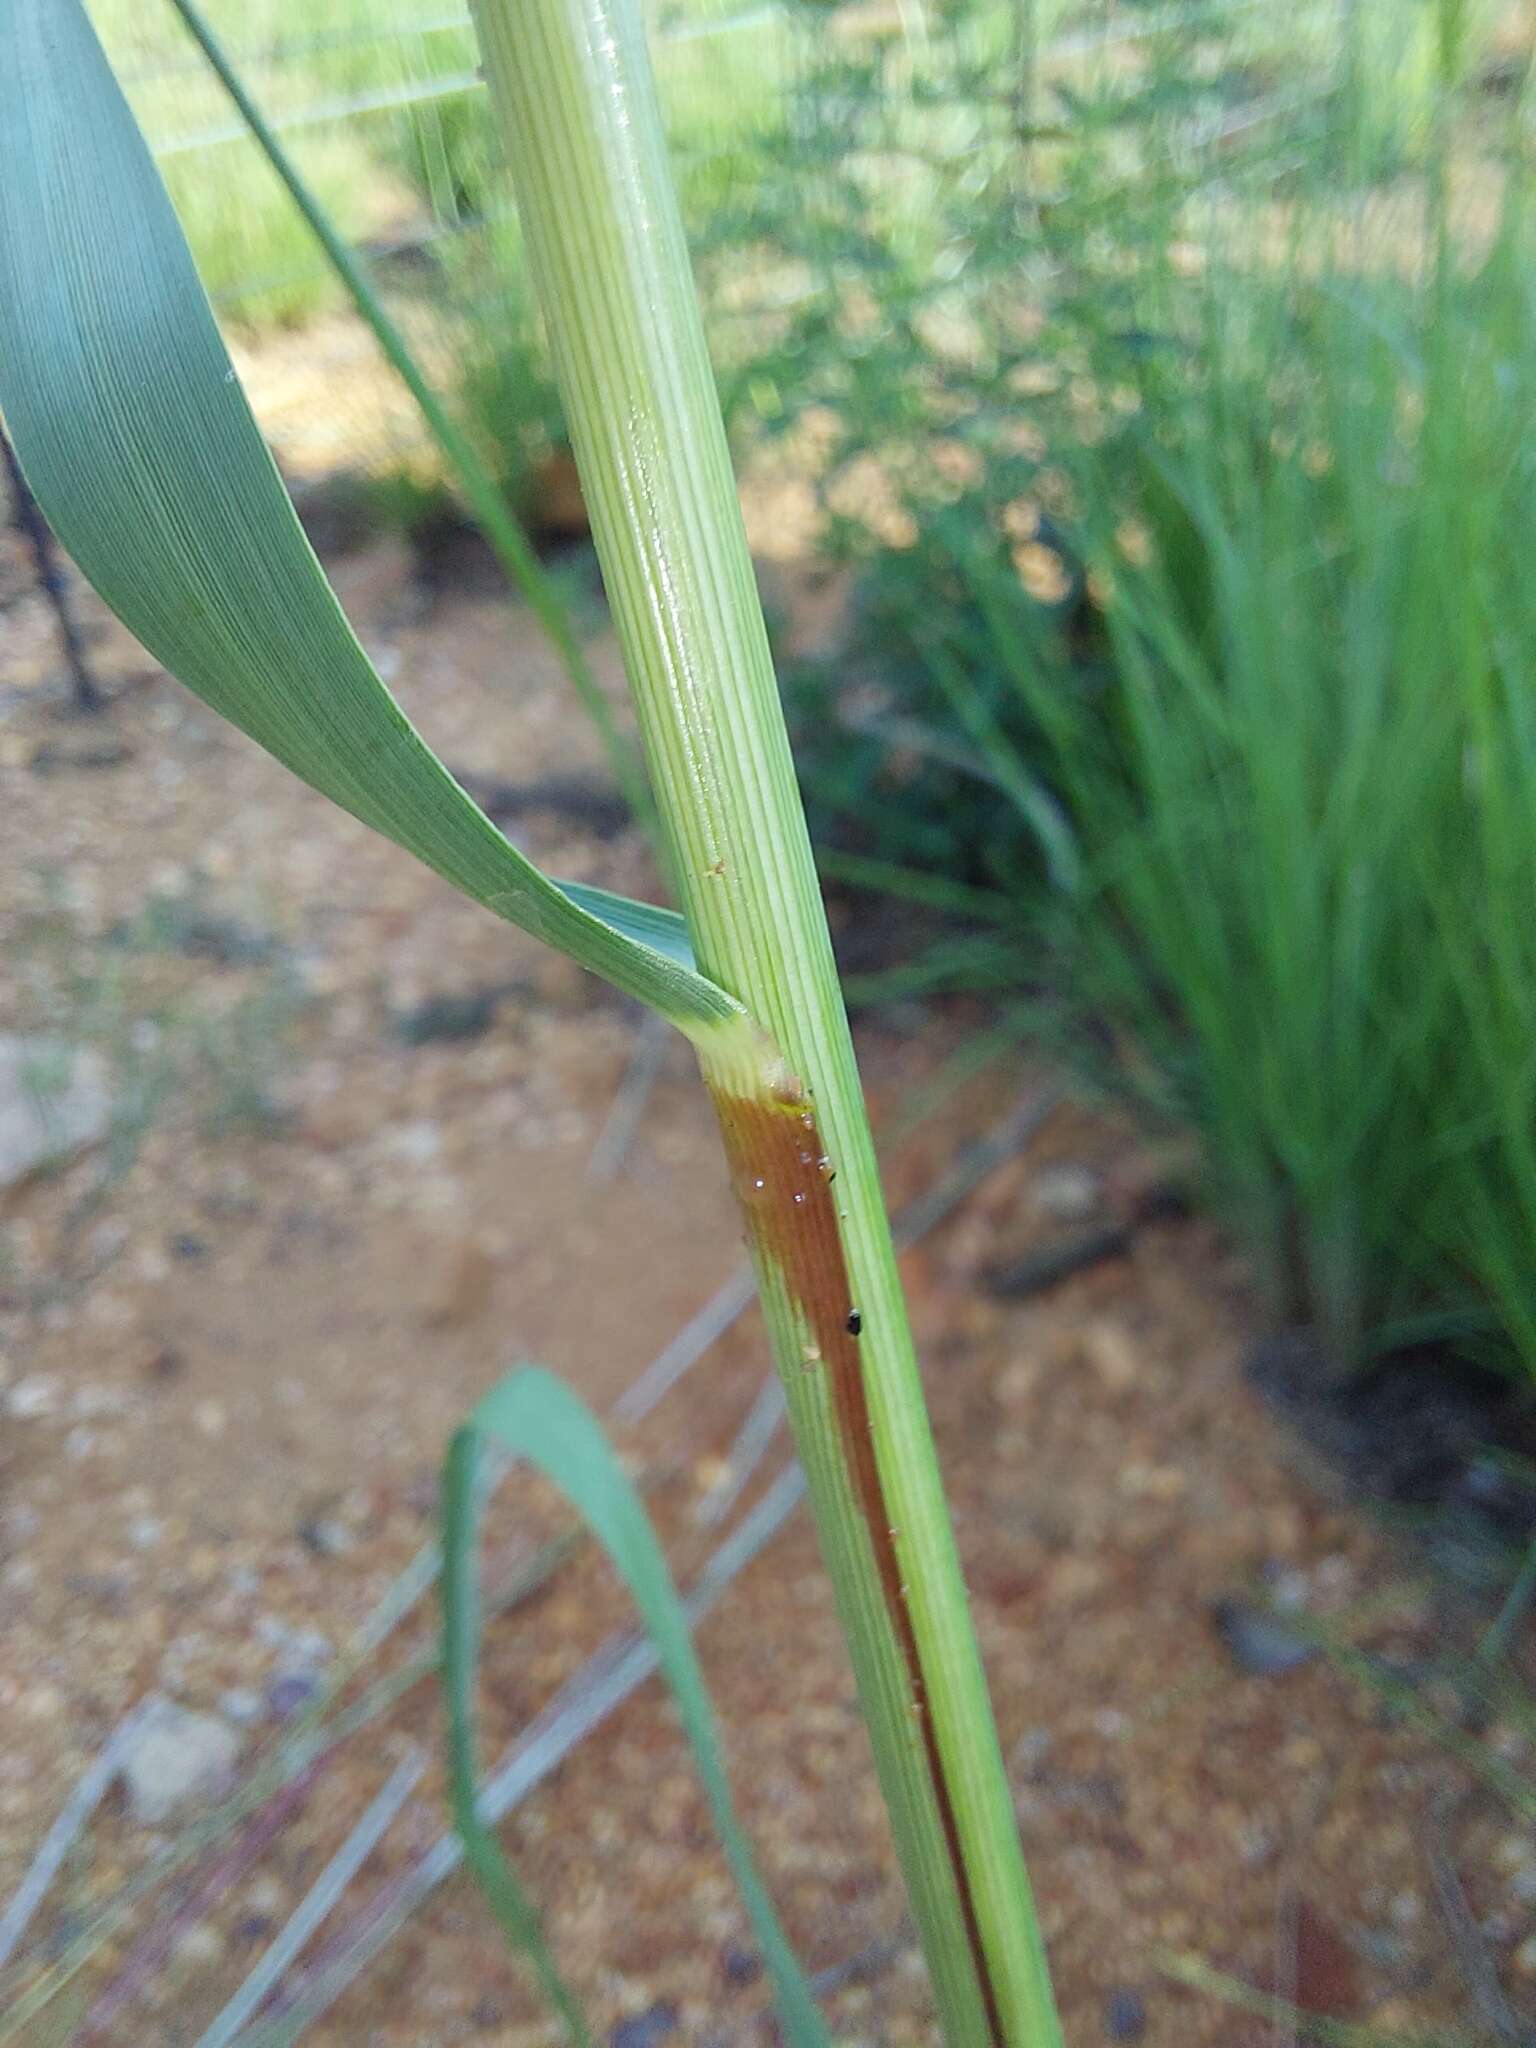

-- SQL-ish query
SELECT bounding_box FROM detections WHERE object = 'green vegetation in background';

[89,0,1497,568]
[90,0,792,332]
[98,0,465,327]
[775,3,1536,1389]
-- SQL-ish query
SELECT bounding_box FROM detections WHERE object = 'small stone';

[995,1358,1040,1407]
[610,2003,679,2048]
[1313,1553,1353,1592]
[693,1455,732,1497]
[220,1688,264,1725]
[1080,1322,1139,1394]
[1103,1987,1146,2039]
[266,1672,319,1721]
[1283,1734,1326,1772]
[1237,1818,1277,1867]
[1261,1563,1310,1611]
[720,1945,762,1987]
[193,1400,226,1438]
[119,1704,241,1824]
[471,1995,507,2030]
[7,1375,60,1419]
[244,1873,287,1915]
[1211,1600,1316,1677]
[168,1232,209,1262]
[173,1923,225,1969]
[1045,1555,1106,1606]
[298,1516,355,1558]
[1352,1928,1409,1971]
[1012,1728,1052,1773]
[1033,1163,1102,1223]
[382,1119,441,1166]
[391,987,510,1047]
[72,1384,128,1419]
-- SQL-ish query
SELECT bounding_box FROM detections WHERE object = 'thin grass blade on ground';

[443,1367,829,2048]
[241,1463,811,2045]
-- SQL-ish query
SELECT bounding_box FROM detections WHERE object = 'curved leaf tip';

[0,0,737,1040]
[443,1367,830,2048]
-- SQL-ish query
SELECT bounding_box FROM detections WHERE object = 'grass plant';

[467,0,1060,2030]
[786,65,1536,1390]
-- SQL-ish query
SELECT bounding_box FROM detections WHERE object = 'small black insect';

[845,1308,862,1337]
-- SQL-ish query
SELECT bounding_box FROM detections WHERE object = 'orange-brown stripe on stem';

[709,1083,1004,2048]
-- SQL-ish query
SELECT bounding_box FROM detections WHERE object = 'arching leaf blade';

[443,1367,830,2048]
[0,0,732,1040]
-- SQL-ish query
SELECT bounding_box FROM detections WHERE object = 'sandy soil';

[0,523,1528,2047]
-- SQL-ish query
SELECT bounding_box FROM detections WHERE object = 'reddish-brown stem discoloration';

[710,1083,1003,2047]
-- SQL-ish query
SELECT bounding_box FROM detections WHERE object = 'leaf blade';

[443,1367,830,2048]
[441,1427,593,2048]
[0,0,732,1040]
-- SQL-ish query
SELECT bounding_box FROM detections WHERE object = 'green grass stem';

[467,0,1061,2038]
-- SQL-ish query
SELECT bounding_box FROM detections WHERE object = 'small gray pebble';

[298,1516,355,1558]
[119,1703,240,1825]
[610,2003,679,2048]
[1104,1986,1146,2039]
[1033,1162,1102,1222]
[1211,1598,1317,1676]
[266,1672,319,1721]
